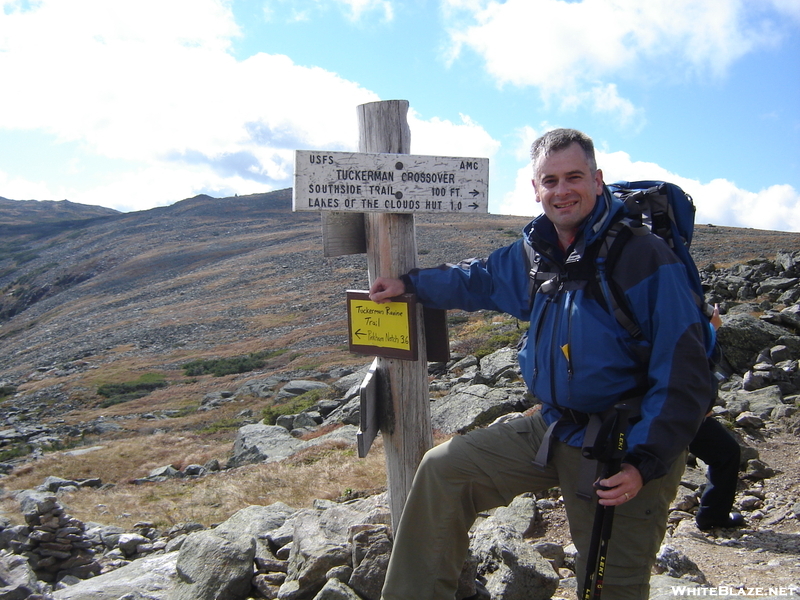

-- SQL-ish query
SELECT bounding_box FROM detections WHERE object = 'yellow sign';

[346,291,417,360]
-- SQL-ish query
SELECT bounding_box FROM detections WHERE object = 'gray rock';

[330,366,371,395]
[312,578,361,600]
[717,314,790,372]
[52,552,179,600]
[348,525,391,600]
[278,380,330,400]
[117,532,150,557]
[214,502,296,560]
[169,529,256,600]
[278,509,351,600]
[476,347,519,384]
[236,376,283,399]
[735,411,765,428]
[182,464,206,477]
[228,424,306,467]
[277,414,296,430]
[148,465,184,480]
[723,385,783,420]
[779,304,800,329]
[648,574,704,600]
[293,412,320,430]
[431,384,531,434]
[490,495,538,537]
[470,520,559,600]
[654,544,707,584]
[531,542,565,569]
[16,490,58,520]
[0,550,50,599]
[41,475,80,493]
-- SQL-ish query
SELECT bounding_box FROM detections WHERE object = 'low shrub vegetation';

[262,388,330,425]
[97,373,168,408]
[182,349,288,377]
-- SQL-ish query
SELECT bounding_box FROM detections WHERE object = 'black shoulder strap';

[595,218,650,340]
[523,242,560,305]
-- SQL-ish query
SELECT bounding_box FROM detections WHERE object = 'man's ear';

[594,168,604,195]
[531,179,541,203]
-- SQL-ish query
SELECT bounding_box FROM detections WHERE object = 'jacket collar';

[523,185,624,258]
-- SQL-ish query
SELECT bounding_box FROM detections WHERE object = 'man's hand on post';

[595,463,643,506]
[369,277,406,304]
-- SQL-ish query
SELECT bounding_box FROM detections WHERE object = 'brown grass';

[0,296,511,535]
[0,435,388,530]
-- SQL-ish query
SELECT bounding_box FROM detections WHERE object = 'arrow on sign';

[469,189,480,197]
[354,329,366,339]
[469,202,479,210]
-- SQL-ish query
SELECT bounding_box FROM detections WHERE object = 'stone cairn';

[5,490,101,584]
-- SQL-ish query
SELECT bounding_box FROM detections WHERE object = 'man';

[370,128,712,600]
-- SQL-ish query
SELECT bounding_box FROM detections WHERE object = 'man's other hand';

[595,463,643,506]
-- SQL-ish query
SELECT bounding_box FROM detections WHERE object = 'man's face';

[531,142,603,242]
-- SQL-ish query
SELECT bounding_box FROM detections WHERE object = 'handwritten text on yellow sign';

[349,299,411,351]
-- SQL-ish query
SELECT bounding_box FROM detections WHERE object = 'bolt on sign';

[347,291,417,361]
[294,150,489,214]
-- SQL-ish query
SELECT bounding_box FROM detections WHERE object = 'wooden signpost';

[292,99,489,530]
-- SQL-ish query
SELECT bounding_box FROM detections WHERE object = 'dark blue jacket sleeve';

[612,233,711,482]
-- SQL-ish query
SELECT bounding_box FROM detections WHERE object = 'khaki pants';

[381,412,684,600]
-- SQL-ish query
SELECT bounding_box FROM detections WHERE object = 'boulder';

[277,380,331,400]
[717,314,790,372]
[228,424,306,467]
[431,384,531,434]
[0,550,50,599]
[168,529,256,600]
[347,525,391,600]
[469,520,559,600]
[52,552,179,600]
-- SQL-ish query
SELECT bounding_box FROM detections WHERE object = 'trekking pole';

[581,401,635,600]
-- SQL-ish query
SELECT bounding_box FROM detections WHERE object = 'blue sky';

[1,0,799,231]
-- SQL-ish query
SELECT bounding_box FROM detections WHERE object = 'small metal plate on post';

[346,291,418,361]
[321,211,366,257]
[357,357,380,458]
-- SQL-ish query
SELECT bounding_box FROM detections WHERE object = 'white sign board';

[293,150,489,214]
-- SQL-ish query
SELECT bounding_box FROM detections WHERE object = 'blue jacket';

[405,188,711,483]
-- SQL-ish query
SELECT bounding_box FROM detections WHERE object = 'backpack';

[525,180,726,376]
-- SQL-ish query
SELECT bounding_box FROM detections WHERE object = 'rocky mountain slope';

[2,189,798,381]
[1,190,799,599]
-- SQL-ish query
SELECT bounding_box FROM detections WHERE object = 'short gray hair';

[530,128,597,173]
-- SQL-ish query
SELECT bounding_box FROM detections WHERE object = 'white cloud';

[0,0,389,210]
[497,163,541,219]
[446,0,796,123]
[0,0,501,212]
[336,0,394,21]
[0,170,57,202]
[261,0,393,22]
[408,110,500,160]
[498,149,800,232]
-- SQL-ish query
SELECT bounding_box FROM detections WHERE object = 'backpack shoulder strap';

[522,241,560,305]
[595,218,649,340]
